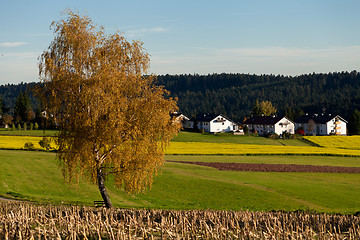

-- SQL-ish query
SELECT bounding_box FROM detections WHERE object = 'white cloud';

[0,51,40,84]
[126,27,166,38]
[215,46,360,59]
[150,46,360,76]
[3,52,38,59]
[149,27,166,33]
[0,57,38,84]
[0,42,28,47]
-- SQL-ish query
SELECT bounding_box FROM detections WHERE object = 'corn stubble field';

[2,202,360,239]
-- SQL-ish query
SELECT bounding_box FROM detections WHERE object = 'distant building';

[295,114,347,135]
[171,112,192,129]
[244,116,295,136]
[191,114,239,133]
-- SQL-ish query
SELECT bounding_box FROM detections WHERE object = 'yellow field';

[165,141,360,156]
[0,136,55,150]
[1,135,360,156]
[303,135,360,150]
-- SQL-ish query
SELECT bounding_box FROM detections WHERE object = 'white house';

[244,116,295,136]
[171,112,192,129]
[192,114,238,133]
[295,114,347,135]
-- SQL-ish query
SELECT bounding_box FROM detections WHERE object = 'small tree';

[14,91,33,122]
[243,125,249,134]
[2,113,13,128]
[39,137,52,151]
[259,101,277,116]
[27,110,36,123]
[24,142,34,150]
[251,100,262,116]
[251,100,277,116]
[34,122,39,130]
[307,119,316,135]
[348,109,360,135]
[37,11,180,208]
[0,96,3,116]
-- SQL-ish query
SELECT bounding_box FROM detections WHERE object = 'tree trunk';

[97,168,113,208]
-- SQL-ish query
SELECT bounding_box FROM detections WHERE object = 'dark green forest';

[0,82,39,113]
[1,71,360,123]
[157,71,360,122]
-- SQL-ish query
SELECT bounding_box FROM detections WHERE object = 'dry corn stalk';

[0,202,359,239]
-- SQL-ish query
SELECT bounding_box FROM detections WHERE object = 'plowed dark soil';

[171,161,360,173]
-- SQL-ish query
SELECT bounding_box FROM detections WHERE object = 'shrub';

[24,142,34,150]
[243,125,249,134]
[34,122,39,130]
[17,123,22,131]
[282,132,290,139]
[39,137,52,151]
[30,122,34,130]
[23,122,27,131]
[267,133,279,139]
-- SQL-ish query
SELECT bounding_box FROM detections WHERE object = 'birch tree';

[38,10,180,208]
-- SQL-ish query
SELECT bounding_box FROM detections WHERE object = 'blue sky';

[1,0,360,85]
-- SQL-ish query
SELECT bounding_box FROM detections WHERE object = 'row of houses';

[175,113,348,136]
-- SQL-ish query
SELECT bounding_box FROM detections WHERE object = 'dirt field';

[172,161,360,173]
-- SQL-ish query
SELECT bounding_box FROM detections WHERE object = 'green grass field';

[166,141,360,156]
[0,129,308,145]
[166,154,360,167]
[1,131,360,213]
[1,149,360,214]
[0,129,57,137]
[172,131,310,146]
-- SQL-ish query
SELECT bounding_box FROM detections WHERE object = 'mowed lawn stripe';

[159,162,360,213]
[166,142,360,156]
[163,162,327,212]
[165,155,360,167]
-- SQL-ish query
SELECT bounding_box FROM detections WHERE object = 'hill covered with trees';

[157,71,360,122]
[0,82,39,113]
[1,71,360,124]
